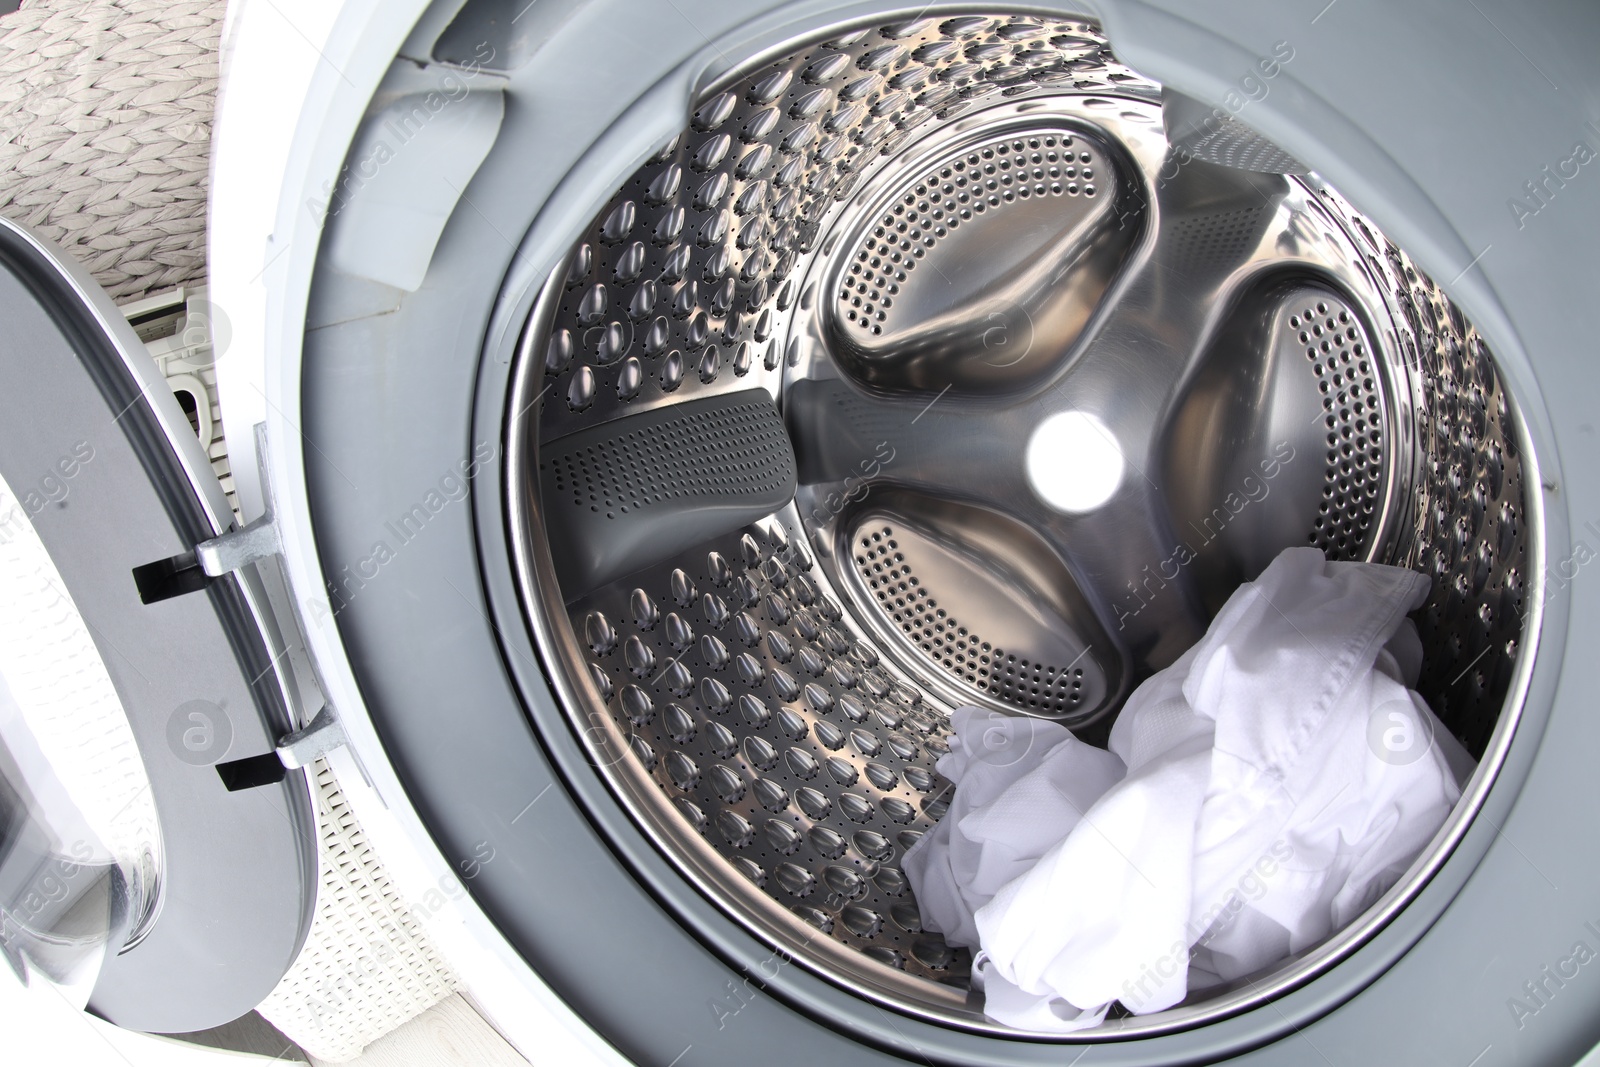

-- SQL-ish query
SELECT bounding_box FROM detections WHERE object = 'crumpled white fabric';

[902,547,1475,1031]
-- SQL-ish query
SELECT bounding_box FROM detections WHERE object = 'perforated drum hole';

[837,129,1096,336]
[854,525,1086,713]
[1292,295,1388,559]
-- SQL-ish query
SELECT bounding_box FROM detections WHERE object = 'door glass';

[0,470,161,1008]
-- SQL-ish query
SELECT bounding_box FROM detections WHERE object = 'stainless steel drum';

[505,9,1530,1036]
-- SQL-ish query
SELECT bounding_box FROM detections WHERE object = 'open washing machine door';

[217,0,1598,1063]
[0,216,319,1034]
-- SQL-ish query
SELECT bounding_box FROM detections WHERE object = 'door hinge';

[276,705,347,770]
[195,424,281,576]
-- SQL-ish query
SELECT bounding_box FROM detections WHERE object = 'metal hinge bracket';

[276,705,347,770]
[195,424,282,576]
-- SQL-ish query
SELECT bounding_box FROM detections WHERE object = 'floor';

[1,969,529,1066]
[175,996,531,1065]
[310,995,529,1067]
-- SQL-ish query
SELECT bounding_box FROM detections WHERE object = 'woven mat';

[0,0,217,300]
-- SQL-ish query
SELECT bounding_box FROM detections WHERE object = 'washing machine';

[4,0,1597,1063]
